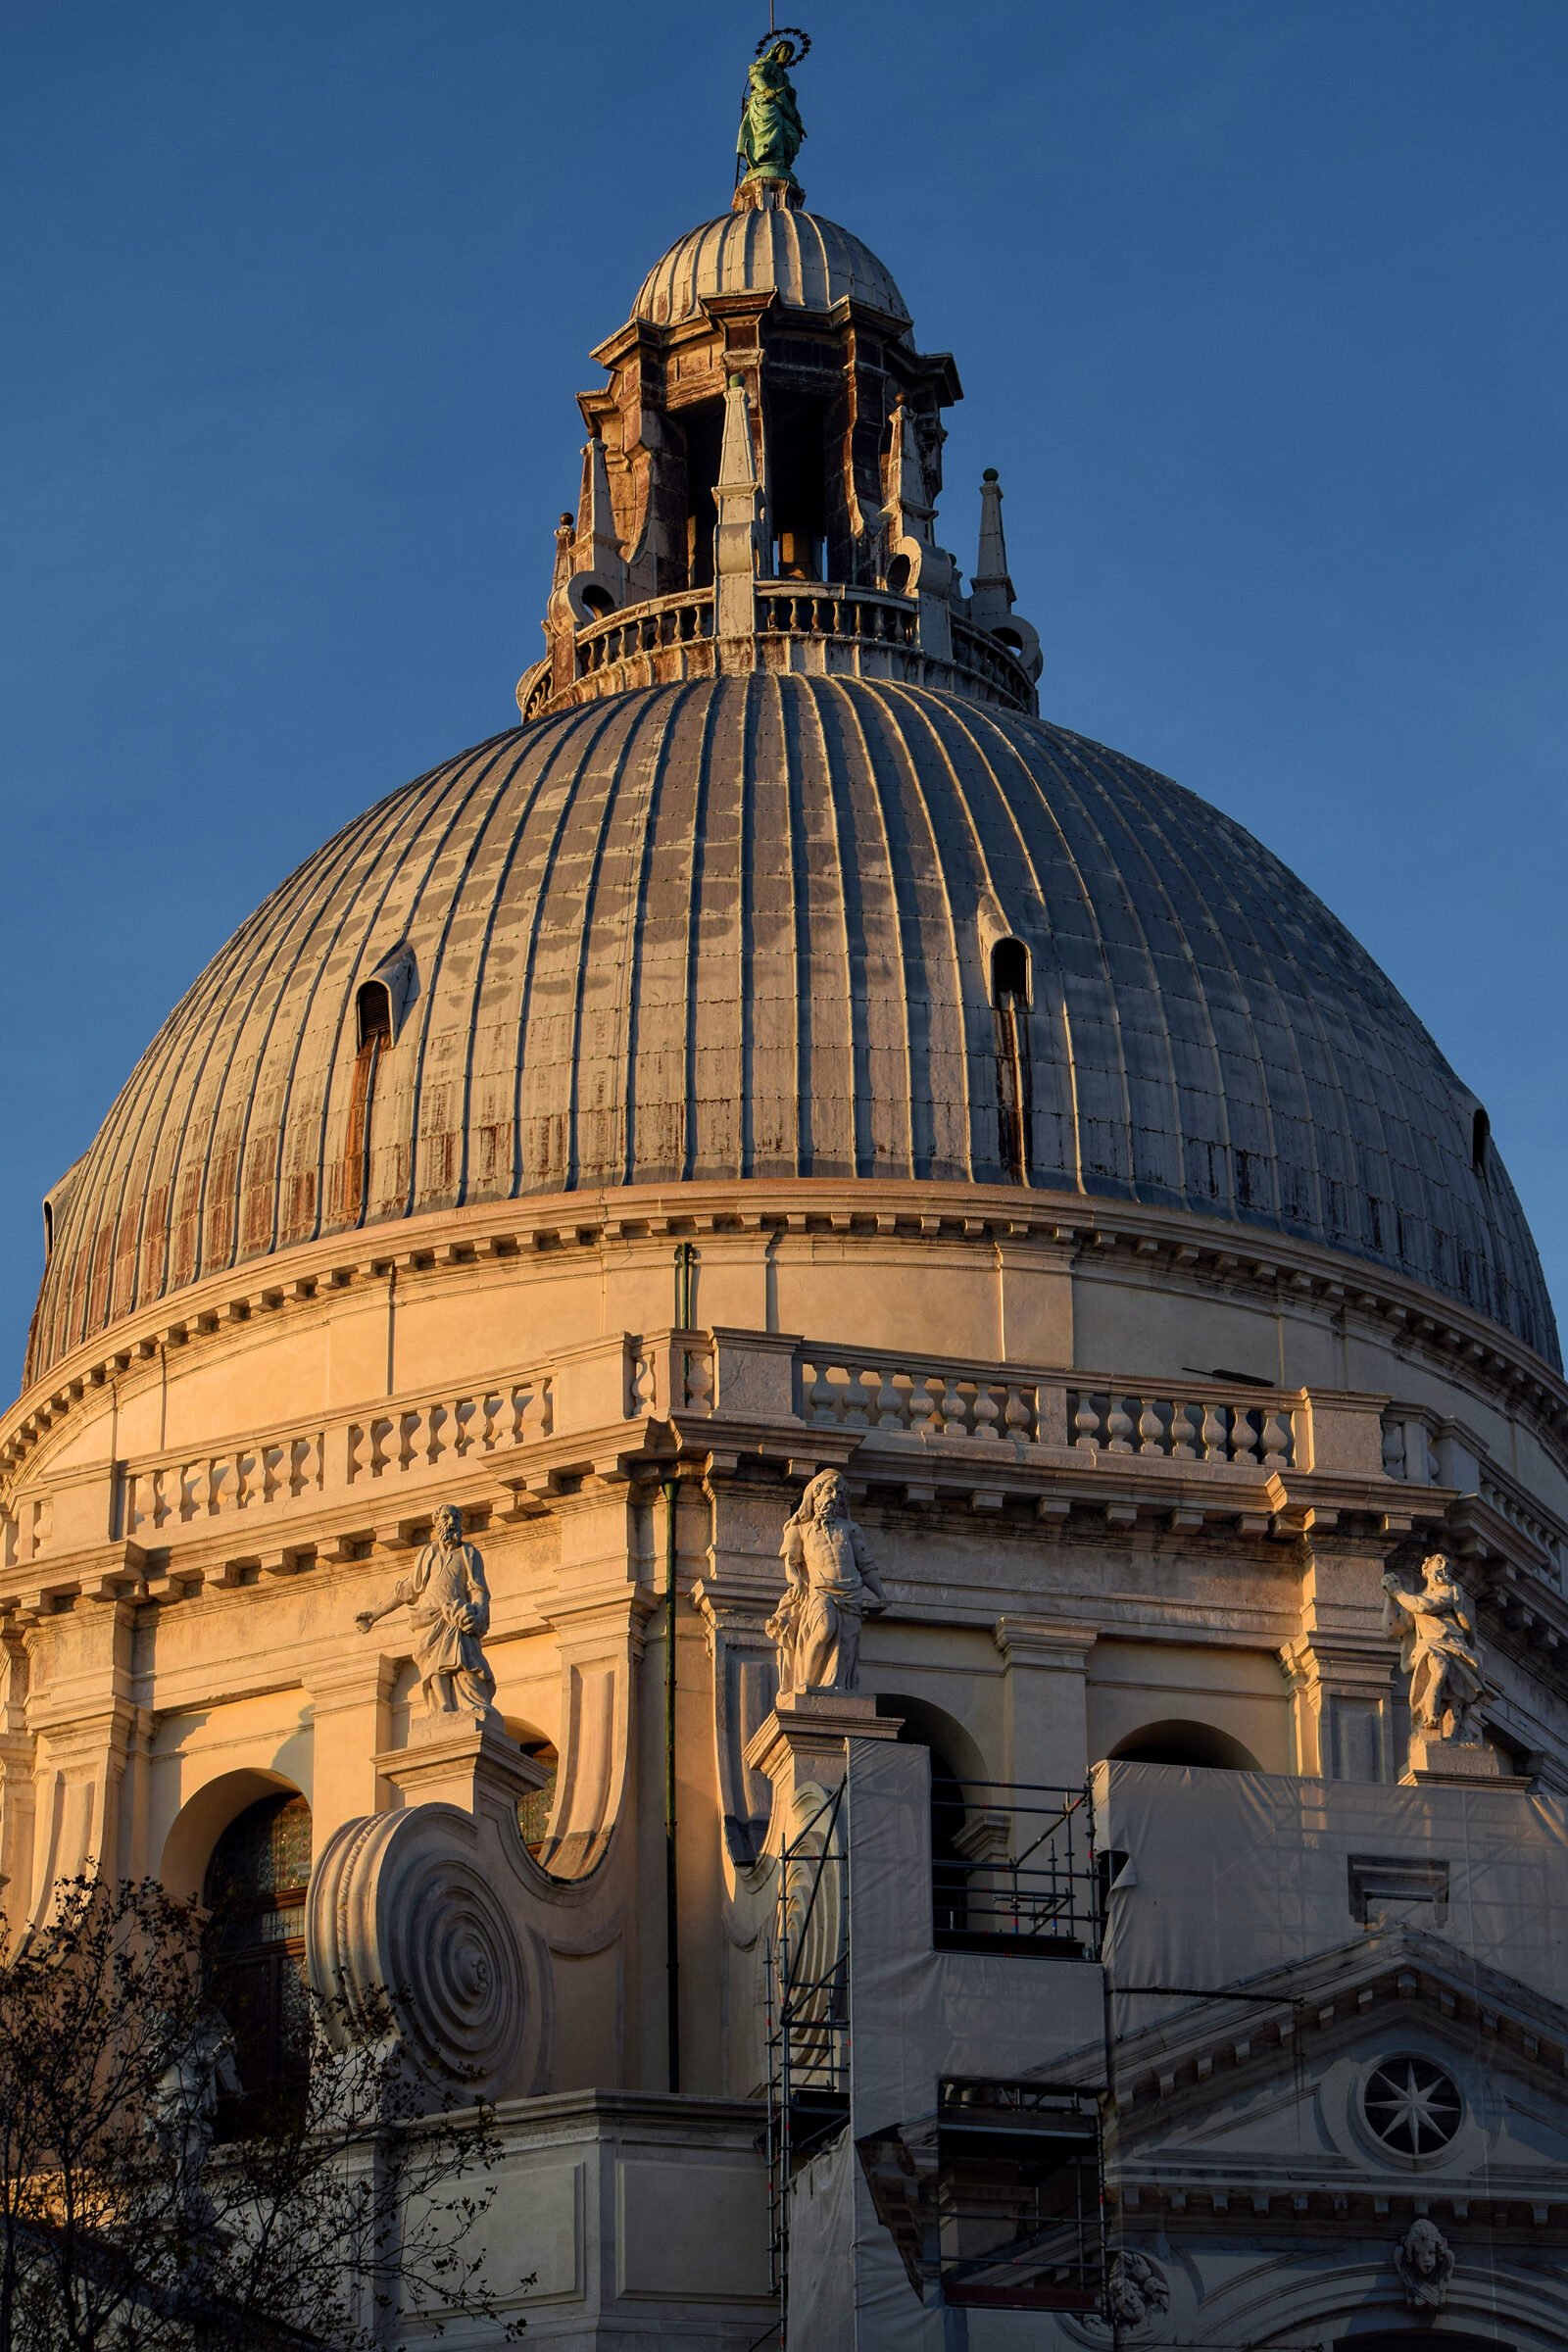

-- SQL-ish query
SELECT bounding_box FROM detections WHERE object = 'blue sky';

[1,0,1563,1386]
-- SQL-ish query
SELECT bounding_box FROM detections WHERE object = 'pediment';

[1107,1924,1568,2132]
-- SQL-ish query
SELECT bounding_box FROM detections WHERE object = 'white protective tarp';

[1096,1759,1568,2025]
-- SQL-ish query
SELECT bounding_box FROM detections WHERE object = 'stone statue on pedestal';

[768,1470,887,1696]
[357,1502,496,1720]
[737,35,808,186]
[1382,1551,1486,1744]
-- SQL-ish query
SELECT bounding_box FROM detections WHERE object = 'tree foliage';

[0,1876,528,2351]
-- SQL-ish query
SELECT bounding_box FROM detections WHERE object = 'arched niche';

[160,1765,308,1903]
[1107,1718,1261,1772]
[877,1692,991,1939]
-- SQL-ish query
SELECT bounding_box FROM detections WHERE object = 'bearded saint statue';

[357,1501,497,1720]
[1381,1551,1487,1743]
[768,1470,887,1696]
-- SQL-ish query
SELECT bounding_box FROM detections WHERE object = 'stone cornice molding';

[7,1178,1564,1492]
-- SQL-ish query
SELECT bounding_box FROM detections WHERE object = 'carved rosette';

[308,1802,545,2100]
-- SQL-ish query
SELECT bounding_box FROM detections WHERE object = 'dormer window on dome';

[515,34,1043,728]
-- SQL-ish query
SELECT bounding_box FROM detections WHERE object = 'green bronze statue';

[737,35,808,186]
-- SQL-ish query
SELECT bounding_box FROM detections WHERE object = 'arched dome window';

[990,938,1032,1183]
[204,1791,313,2136]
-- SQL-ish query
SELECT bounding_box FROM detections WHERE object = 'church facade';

[4,36,1567,2348]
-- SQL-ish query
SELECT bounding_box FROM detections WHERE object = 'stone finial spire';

[713,375,763,652]
[965,466,1044,684]
[968,468,1014,631]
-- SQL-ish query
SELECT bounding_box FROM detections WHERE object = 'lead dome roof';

[632,206,911,328]
[26,676,1557,1382]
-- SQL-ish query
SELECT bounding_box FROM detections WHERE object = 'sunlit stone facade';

[5,61,1567,2350]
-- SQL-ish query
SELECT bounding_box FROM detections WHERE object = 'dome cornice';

[7,1180,1567,1499]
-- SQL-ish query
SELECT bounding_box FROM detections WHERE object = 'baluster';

[479,1394,503,1450]
[234,1451,256,1509]
[1004,1385,1035,1442]
[1071,1394,1102,1452]
[1169,1401,1200,1460]
[906,1376,938,1438]
[1199,1404,1227,1462]
[452,1397,475,1454]
[805,1363,836,1425]
[124,1472,144,1535]
[1104,1399,1136,1454]
[934,1374,966,1438]
[425,1403,448,1465]
[1231,1408,1262,1466]
[539,1376,555,1436]
[683,1348,714,1411]
[877,1373,909,1432]
[838,1366,870,1429]
[298,1434,322,1494]
[1138,1401,1166,1457]
[178,1462,201,1521]
[512,1386,536,1444]
[1260,1409,1292,1470]
[151,1468,172,1528]
[369,1417,393,1477]
[971,1385,1002,1443]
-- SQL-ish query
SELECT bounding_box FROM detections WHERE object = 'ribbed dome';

[632,207,910,329]
[27,678,1557,1380]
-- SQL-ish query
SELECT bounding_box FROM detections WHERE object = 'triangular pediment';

[1104,1922,1568,2135]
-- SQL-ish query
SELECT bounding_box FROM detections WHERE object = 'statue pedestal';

[744,1690,902,1814]
[376,1710,549,1827]
[1400,1734,1520,1788]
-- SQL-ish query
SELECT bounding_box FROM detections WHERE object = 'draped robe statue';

[357,1502,497,1719]
[768,1471,887,1696]
[737,42,806,184]
[1382,1552,1486,1743]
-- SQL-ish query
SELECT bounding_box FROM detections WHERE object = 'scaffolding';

[931,1777,1101,1956]
[763,1773,1107,2343]
[763,1779,850,2340]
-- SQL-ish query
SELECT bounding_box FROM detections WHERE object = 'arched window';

[204,1792,313,2136]
[1108,1719,1260,1772]
[990,938,1032,1183]
[345,983,393,1223]
[356,979,394,1053]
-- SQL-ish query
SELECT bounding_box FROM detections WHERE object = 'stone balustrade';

[1068,1388,1297,1470]
[116,1371,554,1547]
[521,586,1038,721]
[797,1348,1042,1443]
[3,1330,1473,1581]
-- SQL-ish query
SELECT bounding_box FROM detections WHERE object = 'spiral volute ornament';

[308,1803,542,2101]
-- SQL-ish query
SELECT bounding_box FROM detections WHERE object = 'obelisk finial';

[734,27,810,212]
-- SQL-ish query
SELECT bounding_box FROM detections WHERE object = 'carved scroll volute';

[308,1801,548,2103]
[532,1488,654,1879]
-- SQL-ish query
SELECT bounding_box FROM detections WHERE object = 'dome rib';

[631,208,911,330]
[24,677,1559,1384]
